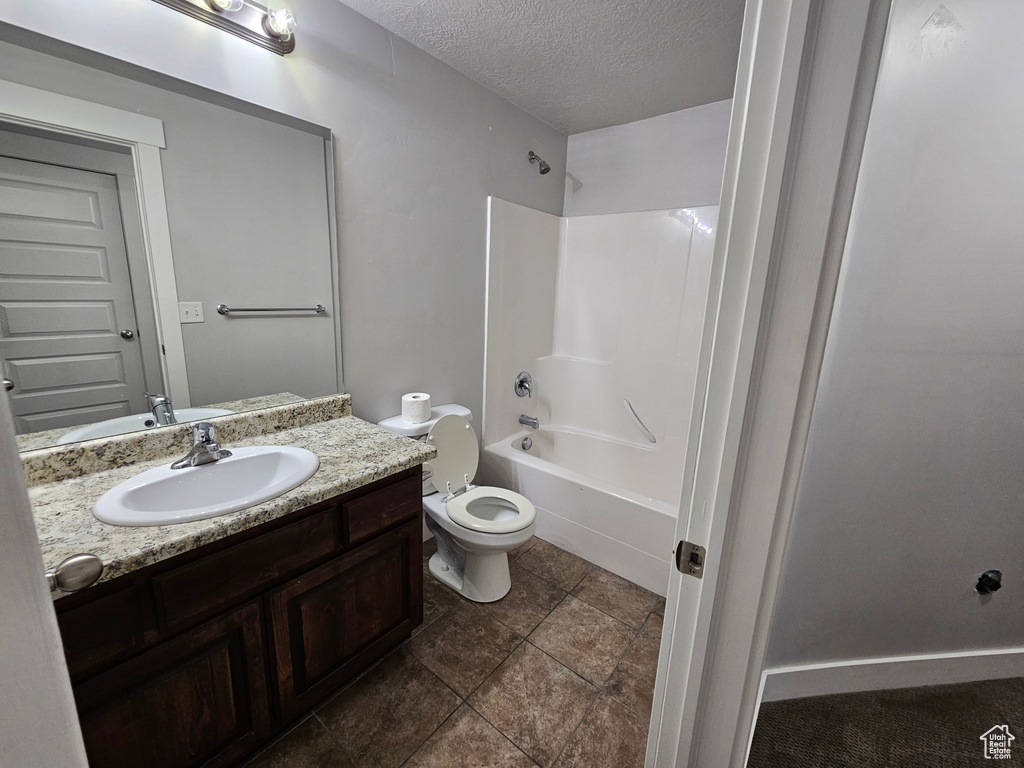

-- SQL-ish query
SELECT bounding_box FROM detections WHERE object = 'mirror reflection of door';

[0,126,162,435]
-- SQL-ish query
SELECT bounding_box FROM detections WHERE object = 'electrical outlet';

[178,302,205,323]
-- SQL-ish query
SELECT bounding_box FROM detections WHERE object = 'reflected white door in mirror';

[0,78,188,440]
[0,132,164,435]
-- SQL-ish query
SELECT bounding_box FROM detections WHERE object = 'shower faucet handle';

[514,371,532,398]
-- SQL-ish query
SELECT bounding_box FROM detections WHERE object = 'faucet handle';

[193,422,216,444]
[514,371,532,398]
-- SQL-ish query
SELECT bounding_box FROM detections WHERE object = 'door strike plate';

[675,540,706,579]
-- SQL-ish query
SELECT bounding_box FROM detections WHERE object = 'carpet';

[748,677,1024,766]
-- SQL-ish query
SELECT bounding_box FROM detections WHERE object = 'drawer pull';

[47,554,103,593]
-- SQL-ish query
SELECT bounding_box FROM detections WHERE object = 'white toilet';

[379,405,536,602]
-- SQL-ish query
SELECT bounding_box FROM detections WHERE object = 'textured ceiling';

[336,0,745,135]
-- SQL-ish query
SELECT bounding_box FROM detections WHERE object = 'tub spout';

[519,414,539,429]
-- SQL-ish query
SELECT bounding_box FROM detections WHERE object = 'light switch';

[178,302,205,323]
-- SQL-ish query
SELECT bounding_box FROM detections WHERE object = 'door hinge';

[675,540,706,579]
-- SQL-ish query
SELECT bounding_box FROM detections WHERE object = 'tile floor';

[245,536,665,768]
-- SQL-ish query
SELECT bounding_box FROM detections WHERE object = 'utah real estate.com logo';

[980,725,1015,760]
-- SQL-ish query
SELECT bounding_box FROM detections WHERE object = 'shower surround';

[479,197,716,593]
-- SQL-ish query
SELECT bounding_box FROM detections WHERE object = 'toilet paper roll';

[401,393,431,423]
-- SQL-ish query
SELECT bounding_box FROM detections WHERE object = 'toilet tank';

[377,404,472,438]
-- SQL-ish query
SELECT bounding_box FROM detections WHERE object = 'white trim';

[323,135,344,394]
[480,195,495,441]
[133,145,190,406]
[0,79,166,148]
[0,79,190,406]
[761,648,1024,703]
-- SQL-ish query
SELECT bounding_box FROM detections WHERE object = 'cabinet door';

[74,601,270,768]
[267,518,422,722]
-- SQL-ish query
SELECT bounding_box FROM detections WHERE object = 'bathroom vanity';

[27,396,434,768]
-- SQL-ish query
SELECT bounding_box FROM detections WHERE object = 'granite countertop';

[16,392,307,453]
[33,415,435,592]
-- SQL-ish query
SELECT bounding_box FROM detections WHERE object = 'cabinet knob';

[46,554,104,593]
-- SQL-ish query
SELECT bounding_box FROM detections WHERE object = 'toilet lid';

[426,414,478,494]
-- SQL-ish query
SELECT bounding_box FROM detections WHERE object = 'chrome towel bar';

[217,304,326,315]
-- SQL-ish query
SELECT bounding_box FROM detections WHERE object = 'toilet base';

[424,499,533,604]
[428,550,512,603]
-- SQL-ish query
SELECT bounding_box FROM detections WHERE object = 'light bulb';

[206,0,244,11]
[263,4,296,40]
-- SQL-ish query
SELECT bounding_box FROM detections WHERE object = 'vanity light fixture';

[206,0,244,11]
[263,3,297,40]
[153,0,296,55]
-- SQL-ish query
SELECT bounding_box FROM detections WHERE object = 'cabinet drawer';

[75,601,270,768]
[344,473,421,544]
[153,508,339,633]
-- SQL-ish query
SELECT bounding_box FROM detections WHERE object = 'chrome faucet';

[146,392,177,426]
[171,422,232,469]
[519,414,539,429]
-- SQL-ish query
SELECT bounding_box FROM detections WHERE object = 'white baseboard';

[533,505,669,596]
[761,647,1024,702]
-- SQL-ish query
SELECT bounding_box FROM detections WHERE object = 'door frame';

[648,0,892,765]
[0,78,191,406]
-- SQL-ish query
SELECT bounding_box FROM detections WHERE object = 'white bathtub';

[480,427,680,595]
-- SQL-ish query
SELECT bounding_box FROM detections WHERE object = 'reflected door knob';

[2,378,12,392]
[120,329,135,340]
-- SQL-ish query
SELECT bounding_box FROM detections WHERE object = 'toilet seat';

[424,414,536,535]
[445,485,536,534]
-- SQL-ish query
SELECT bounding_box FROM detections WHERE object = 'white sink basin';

[94,446,320,526]
[58,408,234,444]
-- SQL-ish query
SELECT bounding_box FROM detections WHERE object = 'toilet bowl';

[379,406,536,602]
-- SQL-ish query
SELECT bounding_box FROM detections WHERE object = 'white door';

[0,154,150,433]
[646,1,891,765]
[645,0,833,764]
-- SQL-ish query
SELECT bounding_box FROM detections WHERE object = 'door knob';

[120,329,135,340]
[2,378,12,392]
[46,554,103,593]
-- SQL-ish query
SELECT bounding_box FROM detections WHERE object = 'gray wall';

[1,41,337,407]
[768,0,1024,667]
[0,0,567,425]
[563,100,730,217]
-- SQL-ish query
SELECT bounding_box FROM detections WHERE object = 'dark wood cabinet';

[76,602,269,768]
[55,467,423,768]
[267,517,422,721]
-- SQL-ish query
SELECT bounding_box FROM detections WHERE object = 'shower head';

[528,151,551,175]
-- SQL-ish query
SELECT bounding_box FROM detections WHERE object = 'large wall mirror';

[0,32,342,452]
